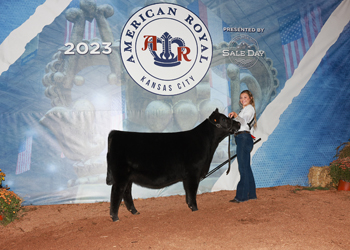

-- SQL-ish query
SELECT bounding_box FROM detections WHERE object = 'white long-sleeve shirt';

[234,104,255,132]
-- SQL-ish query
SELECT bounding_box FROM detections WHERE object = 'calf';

[106,109,240,221]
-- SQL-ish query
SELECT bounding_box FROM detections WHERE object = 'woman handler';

[228,90,257,203]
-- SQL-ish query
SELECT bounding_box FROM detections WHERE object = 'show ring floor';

[1,185,350,249]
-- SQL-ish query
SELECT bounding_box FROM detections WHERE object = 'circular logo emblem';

[120,3,212,96]
[227,35,259,69]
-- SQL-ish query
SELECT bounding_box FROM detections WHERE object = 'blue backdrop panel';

[0,0,348,205]
[253,22,350,187]
[0,0,46,44]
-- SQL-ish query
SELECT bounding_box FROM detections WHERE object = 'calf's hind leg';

[123,182,139,215]
[110,181,127,222]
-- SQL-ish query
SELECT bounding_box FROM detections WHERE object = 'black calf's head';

[209,109,240,134]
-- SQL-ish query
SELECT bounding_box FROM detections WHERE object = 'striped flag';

[279,6,323,79]
[110,85,126,130]
[16,136,33,175]
[188,0,231,110]
[64,19,97,44]
[64,0,97,44]
[188,0,231,46]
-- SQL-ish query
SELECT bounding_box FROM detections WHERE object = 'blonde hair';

[240,90,257,128]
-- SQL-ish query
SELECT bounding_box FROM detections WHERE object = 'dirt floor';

[1,185,350,250]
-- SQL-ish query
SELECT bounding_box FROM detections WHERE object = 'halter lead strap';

[248,117,255,130]
[227,117,254,175]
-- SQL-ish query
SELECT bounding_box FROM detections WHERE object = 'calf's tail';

[106,133,116,185]
[106,152,115,185]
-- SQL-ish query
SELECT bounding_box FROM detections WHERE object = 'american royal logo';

[120,3,212,96]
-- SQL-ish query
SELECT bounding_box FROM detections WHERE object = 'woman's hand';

[228,112,237,118]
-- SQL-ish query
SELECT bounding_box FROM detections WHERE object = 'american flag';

[279,6,323,79]
[64,0,97,44]
[16,136,33,175]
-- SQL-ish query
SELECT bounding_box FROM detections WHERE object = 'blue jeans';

[234,133,257,202]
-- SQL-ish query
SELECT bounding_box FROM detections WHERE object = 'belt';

[234,131,250,136]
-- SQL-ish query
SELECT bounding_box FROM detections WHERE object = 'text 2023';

[64,42,112,55]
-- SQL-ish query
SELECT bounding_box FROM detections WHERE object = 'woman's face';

[240,93,251,107]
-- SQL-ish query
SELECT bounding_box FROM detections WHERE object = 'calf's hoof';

[111,215,119,222]
[189,206,198,212]
[130,209,140,215]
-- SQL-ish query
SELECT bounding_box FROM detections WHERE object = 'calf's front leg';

[183,177,199,211]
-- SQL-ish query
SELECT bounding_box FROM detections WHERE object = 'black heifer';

[106,109,240,221]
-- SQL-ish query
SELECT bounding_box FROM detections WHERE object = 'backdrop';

[0,0,349,205]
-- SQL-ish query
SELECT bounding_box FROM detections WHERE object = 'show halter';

[204,116,260,180]
[201,137,261,181]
